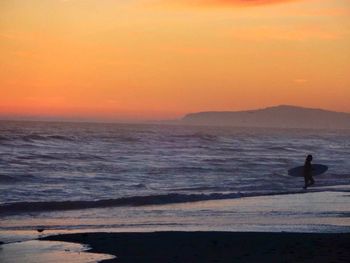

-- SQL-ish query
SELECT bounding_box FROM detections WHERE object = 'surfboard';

[288,164,328,177]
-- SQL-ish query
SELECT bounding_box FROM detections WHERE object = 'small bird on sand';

[37,228,45,233]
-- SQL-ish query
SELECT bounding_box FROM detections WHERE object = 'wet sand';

[0,240,114,263]
[42,231,350,262]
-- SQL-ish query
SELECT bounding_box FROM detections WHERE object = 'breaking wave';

[0,191,309,214]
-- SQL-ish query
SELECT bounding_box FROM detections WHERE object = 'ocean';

[1,121,350,237]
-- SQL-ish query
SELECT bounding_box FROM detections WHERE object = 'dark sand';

[42,232,350,262]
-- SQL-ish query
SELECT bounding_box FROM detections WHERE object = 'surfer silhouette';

[303,154,315,189]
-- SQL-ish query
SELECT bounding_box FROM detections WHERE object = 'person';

[303,154,315,189]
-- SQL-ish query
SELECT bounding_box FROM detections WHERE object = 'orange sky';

[1,0,349,120]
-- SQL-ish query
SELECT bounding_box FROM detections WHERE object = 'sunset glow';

[1,0,349,120]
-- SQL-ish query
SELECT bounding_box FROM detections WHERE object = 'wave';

[17,153,106,161]
[0,173,37,183]
[22,134,75,142]
[0,133,144,145]
[267,146,299,152]
[173,133,218,141]
[0,174,21,183]
[0,135,9,141]
[0,134,76,144]
[0,191,306,214]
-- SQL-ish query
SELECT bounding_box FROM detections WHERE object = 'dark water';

[1,121,350,213]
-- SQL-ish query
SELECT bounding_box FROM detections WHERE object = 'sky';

[1,0,349,121]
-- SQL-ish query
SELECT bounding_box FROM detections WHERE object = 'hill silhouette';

[182,105,350,129]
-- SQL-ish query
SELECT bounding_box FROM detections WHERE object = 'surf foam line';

[0,191,311,215]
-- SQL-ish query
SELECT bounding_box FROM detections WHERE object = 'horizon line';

[1,104,350,125]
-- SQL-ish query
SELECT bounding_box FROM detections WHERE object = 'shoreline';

[42,231,350,262]
[1,191,349,244]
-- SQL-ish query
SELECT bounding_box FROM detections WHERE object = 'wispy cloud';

[205,0,298,5]
[230,25,348,42]
[293,79,308,84]
[166,0,300,7]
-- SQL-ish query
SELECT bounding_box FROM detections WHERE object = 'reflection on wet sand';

[0,240,114,263]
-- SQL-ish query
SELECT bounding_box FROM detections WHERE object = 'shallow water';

[1,191,349,262]
[1,191,349,238]
[0,240,114,263]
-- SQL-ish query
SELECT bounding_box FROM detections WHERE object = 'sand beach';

[42,231,350,263]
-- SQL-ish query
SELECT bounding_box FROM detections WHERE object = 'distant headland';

[181,105,350,129]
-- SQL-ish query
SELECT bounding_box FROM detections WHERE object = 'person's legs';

[308,177,315,186]
[303,176,308,189]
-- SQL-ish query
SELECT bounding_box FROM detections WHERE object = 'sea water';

[0,121,350,234]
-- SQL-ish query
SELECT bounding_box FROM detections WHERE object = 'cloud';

[230,25,348,42]
[293,79,308,84]
[170,0,300,7]
[207,0,298,5]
